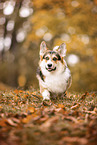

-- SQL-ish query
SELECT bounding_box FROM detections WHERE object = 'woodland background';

[0,0,97,92]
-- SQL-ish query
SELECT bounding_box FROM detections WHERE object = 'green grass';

[0,90,97,145]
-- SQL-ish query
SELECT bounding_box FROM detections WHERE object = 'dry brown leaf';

[84,110,97,114]
[63,116,78,123]
[59,137,88,145]
[58,104,65,109]
[85,114,89,123]
[42,100,52,106]
[80,92,89,101]
[22,115,32,124]
[0,119,7,127]
[39,116,59,132]
[55,108,65,114]
[12,118,20,124]
[26,107,35,113]
[71,103,80,110]
[39,115,49,122]
[6,118,17,126]
[93,107,97,112]
[14,89,19,94]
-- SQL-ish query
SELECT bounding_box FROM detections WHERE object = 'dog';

[36,41,72,100]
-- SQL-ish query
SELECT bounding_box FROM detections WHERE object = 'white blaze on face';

[40,52,66,76]
[46,59,52,66]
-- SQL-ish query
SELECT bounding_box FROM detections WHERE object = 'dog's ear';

[40,41,48,56]
[53,43,66,57]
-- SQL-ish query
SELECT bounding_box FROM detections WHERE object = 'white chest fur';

[43,67,71,93]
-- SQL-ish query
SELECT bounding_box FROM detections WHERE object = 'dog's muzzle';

[46,64,56,72]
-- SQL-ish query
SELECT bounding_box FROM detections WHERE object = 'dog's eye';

[45,57,49,60]
[53,57,57,61]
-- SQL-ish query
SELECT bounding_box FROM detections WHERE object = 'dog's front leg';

[40,85,50,100]
[42,89,50,100]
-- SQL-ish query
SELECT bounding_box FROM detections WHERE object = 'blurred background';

[0,0,97,92]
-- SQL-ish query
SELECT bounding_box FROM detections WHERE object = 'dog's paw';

[43,96,50,100]
[42,90,50,100]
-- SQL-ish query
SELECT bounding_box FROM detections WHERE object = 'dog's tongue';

[48,68,52,71]
[47,67,56,72]
[46,66,56,72]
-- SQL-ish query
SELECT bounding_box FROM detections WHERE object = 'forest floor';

[0,90,97,145]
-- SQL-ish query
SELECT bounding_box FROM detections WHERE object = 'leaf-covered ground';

[0,90,97,145]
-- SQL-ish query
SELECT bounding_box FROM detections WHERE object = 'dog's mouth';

[46,67,56,72]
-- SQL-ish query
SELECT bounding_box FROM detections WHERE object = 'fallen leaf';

[26,107,35,114]
[42,100,52,106]
[0,105,2,109]
[0,119,7,127]
[84,110,96,114]
[59,137,88,145]
[22,115,32,124]
[39,116,59,132]
[55,108,65,114]
[58,104,65,109]
[80,92,89,101]
[63,116,79,123]
[93,107,97,112]
[85,114,89,123]
[12,118,20,123]
[91,93,95,97]
[71,103,80,110]
[6,118,17,126]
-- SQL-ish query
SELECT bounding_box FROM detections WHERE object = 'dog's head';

[39,41,67,75]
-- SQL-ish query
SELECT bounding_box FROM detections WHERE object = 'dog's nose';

[47,64,52,67]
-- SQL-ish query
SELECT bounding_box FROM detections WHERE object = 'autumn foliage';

[0,90,97,145]
[0,0,97,92]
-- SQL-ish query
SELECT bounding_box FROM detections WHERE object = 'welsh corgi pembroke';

[36,41,72,100]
